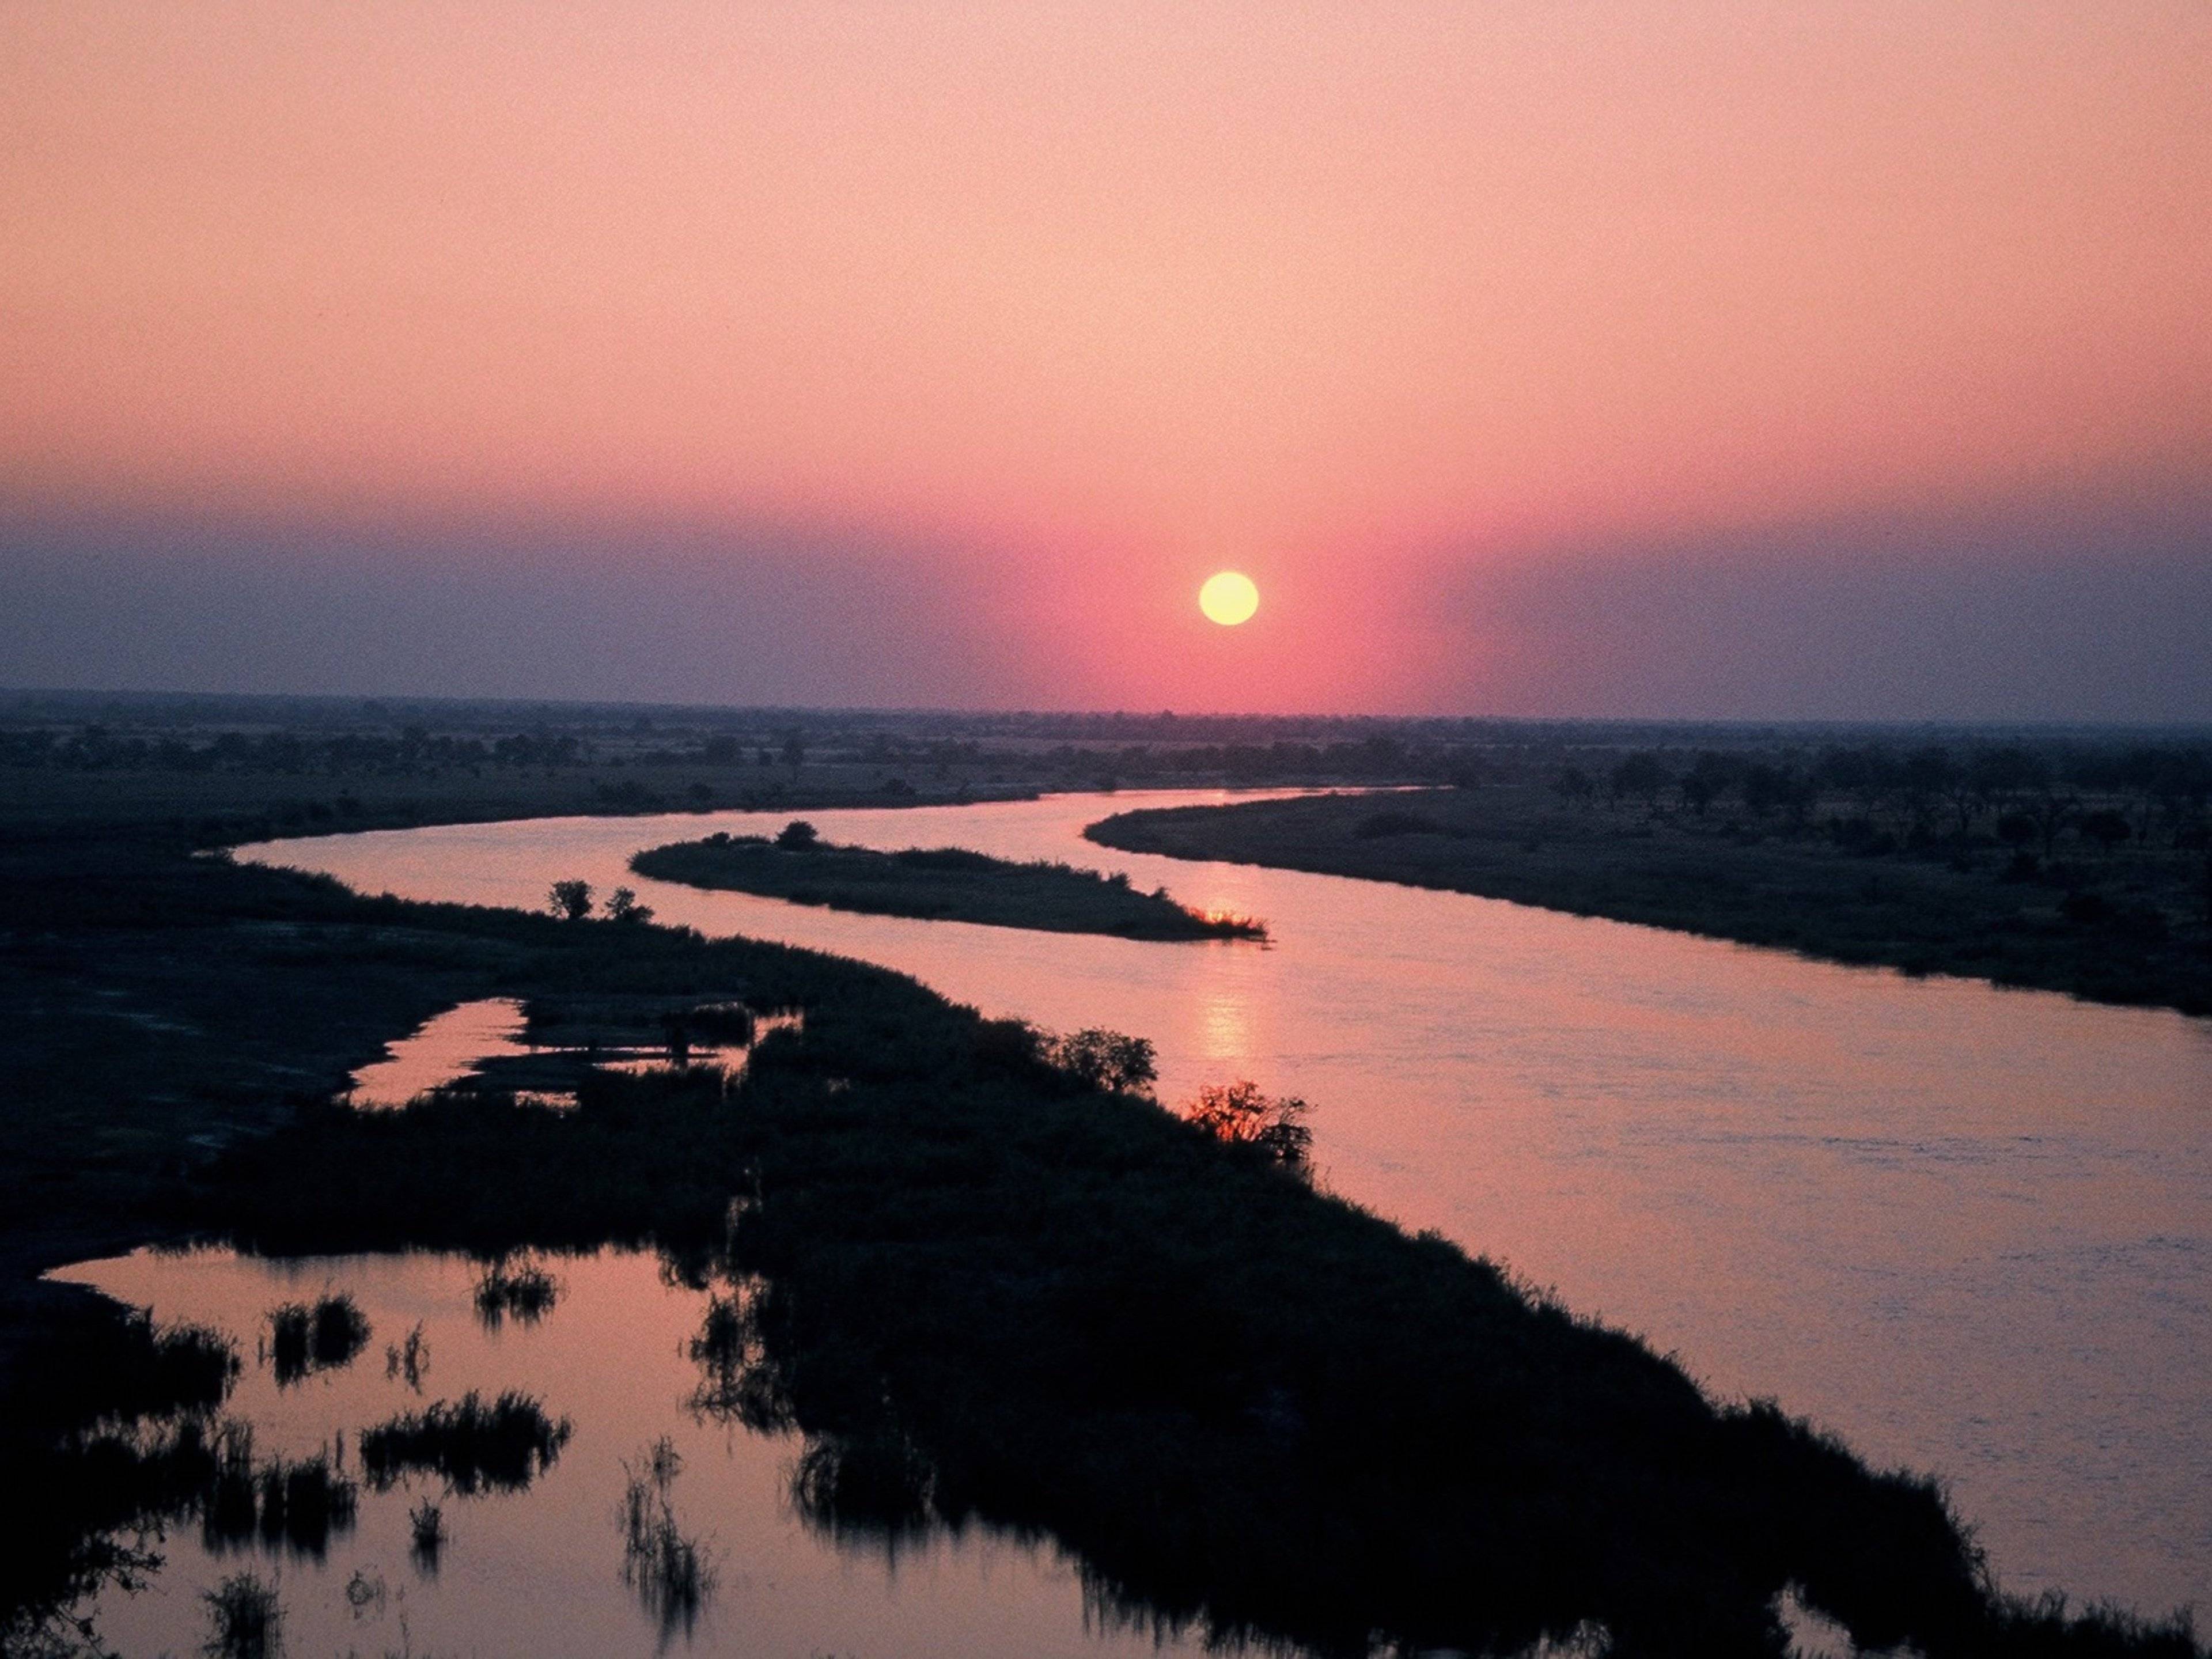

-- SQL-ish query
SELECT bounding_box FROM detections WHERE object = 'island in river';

[632,825,1267,941]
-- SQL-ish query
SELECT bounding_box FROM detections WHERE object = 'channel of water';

[54,789,2212,1653]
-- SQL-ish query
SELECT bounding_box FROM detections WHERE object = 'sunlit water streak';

[213,790,2212,1616]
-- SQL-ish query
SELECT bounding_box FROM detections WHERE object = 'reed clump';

[202,1569,282,1658]
[472,1257,560,1327]
[358,1390,571,1495]
[266,1293,369,1387]
[618,1436,716,1637]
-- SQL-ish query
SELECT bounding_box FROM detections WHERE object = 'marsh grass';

[358,1391,571,1496]
[632,832,1268,941]
[407,1497,445,1573]
[199,1425,358,1559]
[202,1569,282,1658]
[194,999,2206,1658]
[384,1323,429,1391]
[471,1258,560,1328]
[266,1293,369,1387]
[618,1436,717,1637]
[789,1428,937,1544]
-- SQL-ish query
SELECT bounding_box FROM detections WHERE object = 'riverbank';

[2,783,2201,1656]
[1088,788,2212,1016]
[633,828,1266,940]
[179,998,2192,1658]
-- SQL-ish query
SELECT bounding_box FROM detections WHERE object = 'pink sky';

[3,2,2209,714]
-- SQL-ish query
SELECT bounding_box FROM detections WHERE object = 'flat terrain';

[634,831,1265,940]
[1089,787,2212,1016]
[2,700,2205,1654]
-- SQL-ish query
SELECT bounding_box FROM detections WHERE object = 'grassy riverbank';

[0,755,2200,1656]
[172,1006,2186,1657]
[634,827,1265,940]
[1088,787,2212,1016]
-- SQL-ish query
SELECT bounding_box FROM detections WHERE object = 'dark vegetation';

[266,1291,370,1387]
[619,1435,716,1638]
[634,825,1267,940]
[1091,734,2212,1016]
[357,1390,572,1495]
[203,1570,282,1659]
[183,998,2195,1656]
[3,699,2206,1654]
[472,1257,560,1328]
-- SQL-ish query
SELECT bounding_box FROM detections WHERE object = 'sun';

[1199,570,1260,627]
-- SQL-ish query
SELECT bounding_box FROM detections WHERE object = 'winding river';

[58,789,2212,1654]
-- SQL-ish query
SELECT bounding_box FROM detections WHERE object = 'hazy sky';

[3,2,2208,716]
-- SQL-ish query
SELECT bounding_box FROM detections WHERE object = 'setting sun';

[1199,571,1260,627]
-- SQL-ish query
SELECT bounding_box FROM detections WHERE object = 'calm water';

[54,1244,1208,1659]
[82,789,2212,1636]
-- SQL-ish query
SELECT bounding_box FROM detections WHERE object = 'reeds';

[407,1497,445,1572]
[199,1425,358,1558]
[202,1570,282,1658]
[266,1293,369,1387]
[358,1390,571,1495]
[618,1437,716,1637]
[472,1257,560,1328]
[384,1321,429,1391]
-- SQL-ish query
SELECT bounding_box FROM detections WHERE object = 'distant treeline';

[0,725,586,774]
[1561,741,2212,851]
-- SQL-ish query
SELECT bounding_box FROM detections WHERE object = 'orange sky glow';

[3,2,2209,714]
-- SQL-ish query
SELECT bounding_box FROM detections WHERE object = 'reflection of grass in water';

[618,1436,716,1639]
[359,1390,571,1497]
[407,1497,446,1575]
[197,958,2206,1658]
[789,1428,935,1546]
[683,1284,783,1429]
[202,1569,282,1658]
[471,1258,559,1329]
[384,1322,430,1391]
[200,1424,359,1560]
[266,1293,369,1387]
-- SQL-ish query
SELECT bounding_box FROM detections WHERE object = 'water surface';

[228,791,2212,1615]
[54,1244,1215,1659]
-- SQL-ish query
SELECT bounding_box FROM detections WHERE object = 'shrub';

[1181,1080,1313,1169]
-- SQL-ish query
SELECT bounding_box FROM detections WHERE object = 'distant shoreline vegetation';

[631,822,1267,942]
[1085,737,2212,1016]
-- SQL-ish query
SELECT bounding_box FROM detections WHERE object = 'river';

[55,788,2212,1652]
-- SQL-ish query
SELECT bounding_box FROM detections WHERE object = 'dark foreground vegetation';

[2,703,2205,1656]
[634,823,1266,940]
[1092,735,2212,1016]
[175,1002,2193,1657]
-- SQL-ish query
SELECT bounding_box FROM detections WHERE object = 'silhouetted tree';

[1552,766,1593,808]
[604,887,655,923]
[1046,1028,1158,1096]
[774,820,819,850]
[547,879,594,921]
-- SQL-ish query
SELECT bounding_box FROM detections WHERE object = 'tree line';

[1555,742,2212,851]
